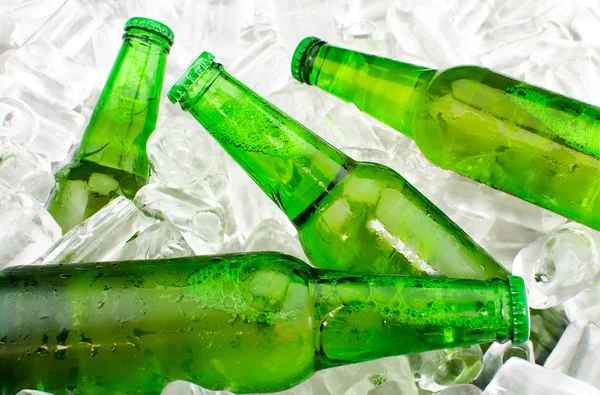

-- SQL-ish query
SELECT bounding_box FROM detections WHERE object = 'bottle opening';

[124,17,175,47]
[507,275,530,344]
[167,52,217,106]
[291,36,327,84]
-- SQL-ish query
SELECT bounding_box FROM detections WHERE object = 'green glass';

[47,17,174,233]
[0,252,529,394]
[168,52,507,281]
[291,37,600,230]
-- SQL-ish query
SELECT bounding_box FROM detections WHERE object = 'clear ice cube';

[564,285,600,324]
[408,345,483,392]
[0,81,85,163]
[4,39,97,108]
[513,222,600,309]
[474,341,535,389]
[36,196,154,265]
[134,184,226,254]
[483,357,600,395]
[147,118,217,192]
[0,179,61,270]
[243,219,307,261]
[109,221,195,261]
[0,136,53,202]
[0,96,38,146]
[180,0,242,66]
[161,381,234,395]
[437,384,483,395]
[229,29,290,97]
[544,320,600,390]
[324,103,385,152]
[313,356,418,395]
[23,0,103,57]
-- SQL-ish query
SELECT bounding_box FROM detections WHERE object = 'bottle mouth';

[291,36,327,84]
[167,52,217,106]
[507,275,530,345]
[124,17,175,47]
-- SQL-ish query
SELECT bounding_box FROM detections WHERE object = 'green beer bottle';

[47,17,174,233]
[291,37,600,230]
[167,52,506,281]
[0,252,529,394]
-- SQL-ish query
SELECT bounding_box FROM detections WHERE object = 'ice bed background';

[1,0,600,394]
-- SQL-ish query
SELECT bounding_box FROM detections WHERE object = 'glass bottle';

[291,37,600,230]
[47,17,173,233]
[0,252,529,394]
[167,52,506,281]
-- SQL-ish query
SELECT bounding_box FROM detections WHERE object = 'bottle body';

[47,19,172,233]
[413,65,600,230]
[293,39,600,230]
[168,53,507,280]
[297,162,505,279]
[0,253,527,394]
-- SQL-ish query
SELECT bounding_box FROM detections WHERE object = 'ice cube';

[109,221,195,261]
[147,118,217,192]
[442,175,496,221]
[229,29,290,97]
[272,0,337,52]
[0,96,38,146]
[22,0,103,57]
[314,356,418,395]
[161,381,234,395]
[559,322,600,389]
[483,186,567,234]
[267,82,338,132]
[227,164,294,238]
[482,357,600,395]
[8,0,66,46]
[391,141,451,202]
[324,103,385,152]
[180,0,242,66]
[0,81,85,163]
[160,380,318,395]
[90,18,128,76]
[408,345,483,392]
[544,320,600,389]
[4,39,97,109]
[512,222,600,309]
[385,2,472,68]
[564,285,600,324]
[0,179,61,270]
[134,184,226,254]
[243,219,307,261]
[479,219,543,270]
[493,0,561,24]
[36,196,154,265]
[0,136,53,202]
[437,384,483,395]
[474,341,535,389]
[545,52,600,107]
[0,14,16,59]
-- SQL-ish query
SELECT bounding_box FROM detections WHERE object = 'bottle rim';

[291,36,326,84]
[124,17,175,47]
[167,52,216,105]
[507,275,530,344]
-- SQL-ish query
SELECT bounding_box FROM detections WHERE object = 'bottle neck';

[183,65,355,225]
[299,42,437,139]
[309,274,525,368]
[75,29,170,179]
